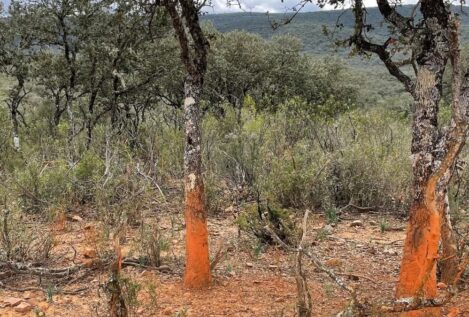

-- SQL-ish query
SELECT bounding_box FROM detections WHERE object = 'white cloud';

[208,0,420,13]
[207,0,319,13]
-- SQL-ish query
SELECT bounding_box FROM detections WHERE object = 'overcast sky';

[207,0,420,13]
[2,0,419,14]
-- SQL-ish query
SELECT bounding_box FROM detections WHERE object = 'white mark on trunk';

[184,97,196,107]
[13,136,20,150]
[188,173,197,190]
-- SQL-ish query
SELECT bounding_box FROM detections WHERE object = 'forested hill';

[203,5,469,56]
[203,6,469,107]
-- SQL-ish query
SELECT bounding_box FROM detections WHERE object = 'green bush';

[236,203,298,245]
[15,159,72,214]
[73,151,105,203]
[203,102,412,213]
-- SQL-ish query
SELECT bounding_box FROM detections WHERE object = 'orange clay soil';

[184,183,211,289]
[1,211,469,317]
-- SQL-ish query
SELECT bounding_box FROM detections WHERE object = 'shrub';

[236,203,298,245]
[15,159,72,214]
[73,151,105,203]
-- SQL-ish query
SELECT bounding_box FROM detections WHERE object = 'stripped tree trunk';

[396,15,469,316]
[396,66,445,304]
[183,75,210,288]
[347,0,469,314]
[163,0,211,289]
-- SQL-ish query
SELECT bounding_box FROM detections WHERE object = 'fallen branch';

[336,272,378,285]
[0,282,89,295]
[121,259,172,273]
[0,261,85,278]
[339,200,377,214]
[264,223,354,294]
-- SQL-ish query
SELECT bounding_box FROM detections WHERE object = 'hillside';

[203,5,469,56]
[203,6,469,108]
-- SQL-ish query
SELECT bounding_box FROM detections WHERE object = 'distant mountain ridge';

[203,5,469,56]
[203,5,469,108]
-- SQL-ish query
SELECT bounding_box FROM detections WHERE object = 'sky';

[207,0,419,13]
[2,0,418,14]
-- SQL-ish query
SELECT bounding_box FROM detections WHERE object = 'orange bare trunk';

[397,176,445,316]
[183,182,210,288]
[396,203,440,299]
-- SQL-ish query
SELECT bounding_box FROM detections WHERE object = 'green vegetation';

[1,0,468,290]
[203,5,469,108]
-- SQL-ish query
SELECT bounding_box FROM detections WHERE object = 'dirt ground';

[0,208,468,317]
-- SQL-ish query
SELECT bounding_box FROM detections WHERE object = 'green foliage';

[15,159,72,214]
[236,203,298,245]
[379,218,389,234]
[73,152,105,203]
[204,101,412,212]
[325,207,339,225]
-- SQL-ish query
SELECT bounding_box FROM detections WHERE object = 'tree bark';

[396,13,469,314]
[182,75,210,288]
[163,0,211,289]
[9,76,24,151]
[396,65,449,317]
[439,192,459,286]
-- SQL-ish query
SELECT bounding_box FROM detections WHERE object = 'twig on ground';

[121,258,172,273]
[0,282,89,295]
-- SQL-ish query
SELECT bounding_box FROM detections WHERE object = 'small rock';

[83,248,97,259]
[14,301,32,313]
[246,262,253,267]
[225,206,235,213]
[22,292,32,299]
[82,259,96,268]
[268,265,278,269]
[350,220,364,227]
[157,265,171,273]
[437,282,447,290]
[228,271,236,277]
[323,224,334,234]
[326,258,342,267]
[71,215,83,222]
[3,297,23,307]
[334,239,345,246]
[369,220,378,226]
[37,301,50,312]
[84,224,94,230]
[383,248,398,256]
[163,307,172,315]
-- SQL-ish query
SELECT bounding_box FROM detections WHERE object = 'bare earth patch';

[0,211,468,316]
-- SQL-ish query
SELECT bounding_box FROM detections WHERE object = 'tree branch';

[376,0,413,36]
[351,0,415,95]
